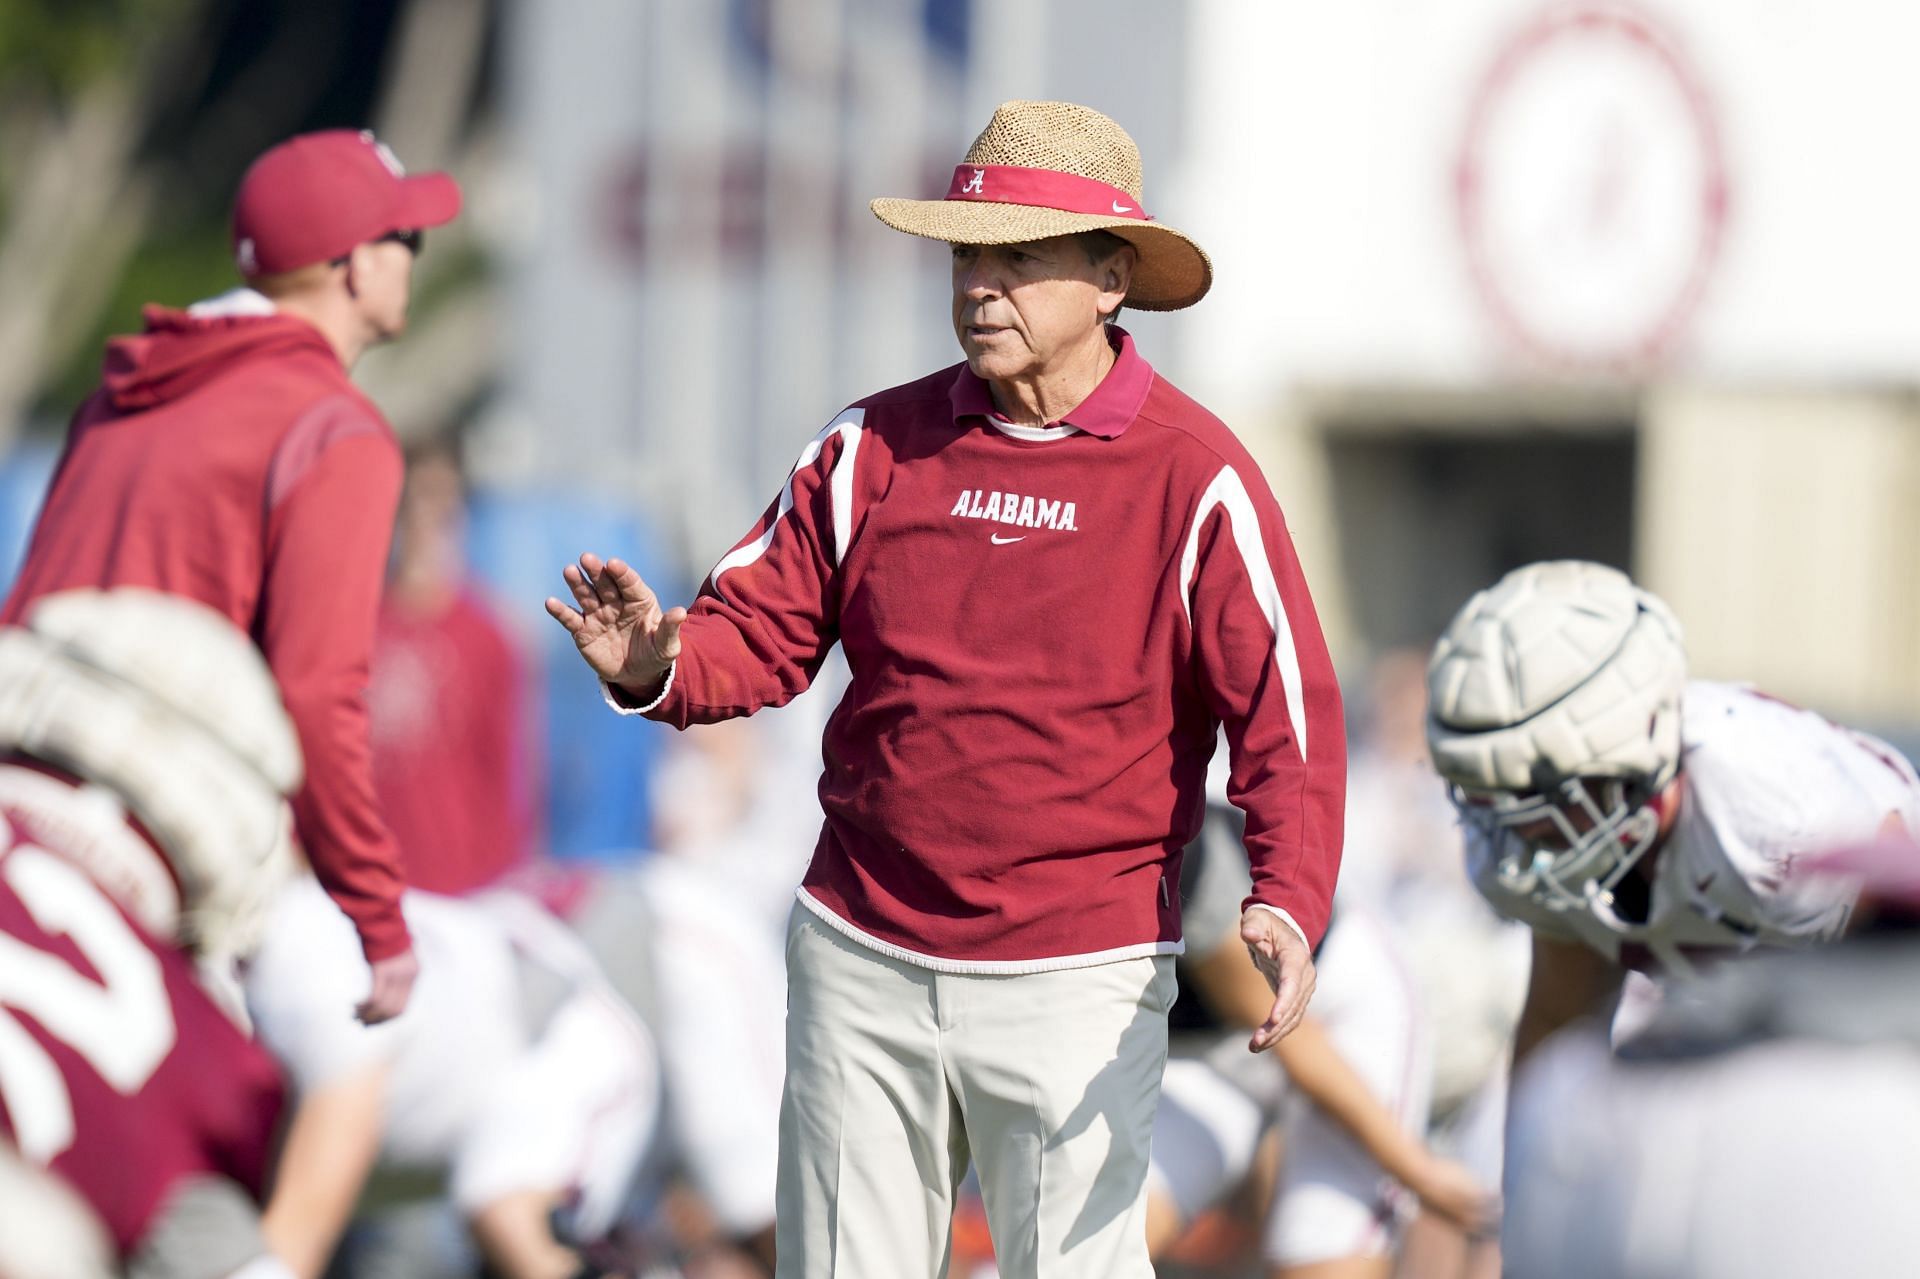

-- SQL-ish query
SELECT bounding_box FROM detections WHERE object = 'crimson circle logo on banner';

[1455,4,1730,372]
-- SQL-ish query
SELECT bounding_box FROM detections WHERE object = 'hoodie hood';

[101,297,339,413]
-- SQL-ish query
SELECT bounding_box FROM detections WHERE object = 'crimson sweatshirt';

[370,589,540,895]
[1,292,410,961]
[622,332,1345,969]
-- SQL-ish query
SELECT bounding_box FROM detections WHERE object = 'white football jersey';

[1468,681,1920,973]
[245,879,528,1163]
[245,879,658,1237]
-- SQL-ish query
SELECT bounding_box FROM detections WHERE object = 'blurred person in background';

[370,440,772,1275]
[1145,783,1494,1279]
[547,99,1345,1278]
[1501,833,1920,1279]
[0,129,463,1024]
[1426,560,1920,1058]
[1340,651,1526,1279]
[241,441,658,1279]
[369,436,543,897]
[1423,559,1920,1240]
[244,869,659,1279]
[0,590,304,1279]
[569,708,828,1277]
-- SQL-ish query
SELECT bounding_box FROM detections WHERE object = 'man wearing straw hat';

[548,100,1345,1276]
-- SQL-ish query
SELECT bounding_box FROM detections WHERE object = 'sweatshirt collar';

[948,326,1155,440]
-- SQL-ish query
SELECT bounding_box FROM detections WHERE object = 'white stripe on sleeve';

[710,409,865,601]
[1179,465,1309,760]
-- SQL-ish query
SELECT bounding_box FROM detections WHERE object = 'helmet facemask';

[1425,560,1690,939]
[1457,773,1669,930]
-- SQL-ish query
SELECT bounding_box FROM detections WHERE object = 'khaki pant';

[776,908,1174,1279]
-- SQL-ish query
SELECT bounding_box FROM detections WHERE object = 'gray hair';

[1075,230,1133,324]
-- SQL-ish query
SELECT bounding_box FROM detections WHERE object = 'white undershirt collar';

[186,288,277,319]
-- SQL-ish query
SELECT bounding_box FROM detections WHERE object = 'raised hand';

[544,553,687,695]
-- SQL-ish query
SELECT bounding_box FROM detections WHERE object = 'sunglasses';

[331,228,423,267]
[379,228,424,256]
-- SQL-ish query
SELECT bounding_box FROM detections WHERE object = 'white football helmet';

[0,589,302,962]
[1426,561,1687,930]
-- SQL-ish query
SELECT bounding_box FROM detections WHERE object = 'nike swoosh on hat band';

[943,165,1152,222]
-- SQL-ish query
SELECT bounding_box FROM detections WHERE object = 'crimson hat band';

[942,165,1152,222]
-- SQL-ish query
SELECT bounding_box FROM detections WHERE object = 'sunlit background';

[7,0,1916,826]
[3,2,1917,1275]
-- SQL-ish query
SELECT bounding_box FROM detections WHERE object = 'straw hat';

[871,100,1211,311]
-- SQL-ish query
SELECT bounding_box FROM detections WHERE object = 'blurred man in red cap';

[1,128,461,1023]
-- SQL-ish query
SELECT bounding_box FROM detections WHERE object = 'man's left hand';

[1240,907,1315,1052]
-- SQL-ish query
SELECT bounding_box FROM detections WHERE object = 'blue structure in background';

[465,489,686,865]
[0,443,57,586]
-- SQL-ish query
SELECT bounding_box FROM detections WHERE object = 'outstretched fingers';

[550,553,680,685]
[562,563,600,613]
[575,553,622,610]
[544,595,585,635]
[572,553,657,612]
[602,557,655,607]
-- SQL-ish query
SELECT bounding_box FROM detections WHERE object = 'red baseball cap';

[231,129,462,275]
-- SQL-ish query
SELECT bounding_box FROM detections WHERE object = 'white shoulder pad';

[27,589,301,793]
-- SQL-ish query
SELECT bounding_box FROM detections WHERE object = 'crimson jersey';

[369,589,541,895]
[0,795,285,1256]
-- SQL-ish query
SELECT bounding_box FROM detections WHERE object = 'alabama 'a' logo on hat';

[360,129,406,177]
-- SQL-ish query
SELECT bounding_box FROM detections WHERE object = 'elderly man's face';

[950,236,1129,386]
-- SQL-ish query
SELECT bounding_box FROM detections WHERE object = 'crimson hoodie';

[2,295,410,961]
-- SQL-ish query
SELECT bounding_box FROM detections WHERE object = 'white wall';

[1175,0,1920,408]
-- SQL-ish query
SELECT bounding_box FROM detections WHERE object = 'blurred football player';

[1425,559,1920,1067]
[1144,793,1494,1279]
[568,704,833,1275]
[0,589,303,1279]
[1501,834,1920,1278]
[244,876,658,1279]
[1343,651,1526,1279]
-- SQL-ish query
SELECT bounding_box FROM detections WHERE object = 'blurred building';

[1171,0,1920,733]
[494,0,1920,739]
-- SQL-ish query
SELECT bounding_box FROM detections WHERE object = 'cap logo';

[360,130,406,177]
[236,237,258,275]
[942,165,1151,222]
